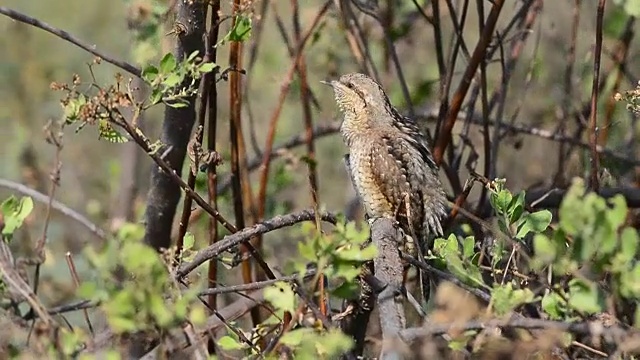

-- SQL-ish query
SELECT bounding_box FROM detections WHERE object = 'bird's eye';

[346,82,354,89]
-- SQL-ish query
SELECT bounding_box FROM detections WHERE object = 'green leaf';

[331,281,360,300]
[162,72,183,88]
[198,62,217,73]
[98,120,129,143]
[142,65,159,83]
[183,232,195,251]
[462,236,475,260]
[228,16,252,42]
[149,88,163,105]
[264,282,296,314]
[433,233,458,257]
[218,335,245,350]
[568,279,605,314]
[508,191,526,223]
[280,328,314,347]
[338,243,378,261]
[606,195,628,230]
[619,262,640,298]
[491,189,512,215]
[315,329,354,357]
[532,234,556,267]
[491,283,535,316]
[167,100,189,108]
[541,291,565,320]
[187,50,200,62]
[1,196,34,236]
[159,53,177,73]
[516,210,552,239]
[298,240,317,262]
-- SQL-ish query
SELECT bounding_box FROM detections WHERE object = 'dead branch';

[0,6,141,77]
[176,209,338,277]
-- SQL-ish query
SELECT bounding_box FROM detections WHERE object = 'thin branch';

[0,178,107,240]
[176,209,338,278]
[0,7,141,77]
[400,318,633,343]
[433,0,505,165]
[588,0,607,191]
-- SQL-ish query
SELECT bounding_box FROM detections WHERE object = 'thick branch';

[143,0,206,251]
[370,217,406,359]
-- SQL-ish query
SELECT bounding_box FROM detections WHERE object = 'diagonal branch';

[176,209,338,278]
[0,6,141,77]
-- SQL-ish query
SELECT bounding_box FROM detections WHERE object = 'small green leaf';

[532,234,556,267]
[218,335,245,350]
[508,191,526,223]
[462,236,475,260]
[568,279,605,314]
[280,328,314,347]
[606,195,628,230]
[228,15,252,42]
[491,283,535,316]
[541,291,565,320]
[198,62,217,73]
[187,50,200,62]
[162,72,183,88]
[183,232,195,251]
[142,65,159,83]
[149,88,163,105]
[159,53,177,73]
[167,100,189,108]
[338,243,378,261]
[298,240,317,262]
[491,189,512,215]
[1,196,34,236]
[264,282,296,314]
[516,210,552,239]
[98,120,129,143]
[331,281,359,300]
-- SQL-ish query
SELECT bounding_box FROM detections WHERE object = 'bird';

[322,72,448,301]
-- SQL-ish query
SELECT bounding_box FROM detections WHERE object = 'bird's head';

[321,73,392,121]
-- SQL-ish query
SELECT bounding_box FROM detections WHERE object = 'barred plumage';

[323,73,447,253]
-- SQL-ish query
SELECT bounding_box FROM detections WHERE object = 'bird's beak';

[320,80,335,87]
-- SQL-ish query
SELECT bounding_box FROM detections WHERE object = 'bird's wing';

[369,135,417,234]
[392,117,438,173]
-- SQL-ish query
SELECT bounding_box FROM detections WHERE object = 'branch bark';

[143,1,206,251]
[370,217,406,360]
[176,209,338,277]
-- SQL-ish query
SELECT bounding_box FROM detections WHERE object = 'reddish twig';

[205,0,222,334]
[433,0,505,166]
[255,1,331,222]
[227,0,263,330]
[588,0,607,192]
[289,0,326,316]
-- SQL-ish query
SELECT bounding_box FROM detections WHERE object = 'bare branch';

[0,6,141,77]
[0,178,107,240]
[370,217,406,359]
[176,209,338,277]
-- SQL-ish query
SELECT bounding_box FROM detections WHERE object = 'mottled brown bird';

[322,72,447,261]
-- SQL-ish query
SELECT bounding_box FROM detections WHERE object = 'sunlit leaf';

[1,196,34,236]
[159,53,177,73]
